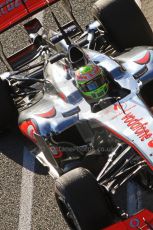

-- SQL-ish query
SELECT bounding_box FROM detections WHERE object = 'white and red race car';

[0,0,153,229]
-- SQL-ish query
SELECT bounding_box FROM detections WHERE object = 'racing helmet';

[75,64,109,101]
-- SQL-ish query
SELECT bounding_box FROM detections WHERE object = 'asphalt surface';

[0,1,153,230]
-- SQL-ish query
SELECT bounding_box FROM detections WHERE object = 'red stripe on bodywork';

[19,119,38,143]
[59,92,67,102]
[135,51,150,65]
[36,107,56,118]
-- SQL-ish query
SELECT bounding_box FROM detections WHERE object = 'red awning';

[0,0,59,33]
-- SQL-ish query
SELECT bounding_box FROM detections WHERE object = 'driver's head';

[75,64,109,101]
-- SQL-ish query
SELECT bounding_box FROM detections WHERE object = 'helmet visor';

[79,75,105,92]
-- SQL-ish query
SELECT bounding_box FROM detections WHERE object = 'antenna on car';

[116,97,126,114]
[51,11,71,45]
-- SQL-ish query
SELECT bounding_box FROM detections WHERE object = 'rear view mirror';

[24,18,42,35]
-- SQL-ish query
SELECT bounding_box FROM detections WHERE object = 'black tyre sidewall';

[55,168,117,230]
[92,0,153,51]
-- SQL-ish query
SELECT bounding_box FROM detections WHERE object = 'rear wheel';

[55,167,118,230]
[92,0,153,51]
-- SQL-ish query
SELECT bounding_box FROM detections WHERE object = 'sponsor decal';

[111,103,136,120]
[0,0,27,17]
[129,218,140,228]
[113,103,153,148]
[122,112,152,141]
[129,217,153,229]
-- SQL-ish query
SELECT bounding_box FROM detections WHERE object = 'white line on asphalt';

[18,147,35,230]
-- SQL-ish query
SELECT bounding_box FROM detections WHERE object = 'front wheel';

[92,0,153,51]
[55,167,118,230]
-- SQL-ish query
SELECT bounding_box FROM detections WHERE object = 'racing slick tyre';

[55,167,118,230]
[0,79,17,132]
[92,0,153,51]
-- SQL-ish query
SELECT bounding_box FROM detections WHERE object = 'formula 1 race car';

[0,0,153,229]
